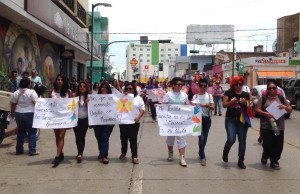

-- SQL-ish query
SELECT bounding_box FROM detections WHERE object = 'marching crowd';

[8,71,292,170]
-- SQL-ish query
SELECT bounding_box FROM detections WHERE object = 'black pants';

[73,117,89,155]
[150,101,158,120]
[262,128,284,164]
[119,123,140,158]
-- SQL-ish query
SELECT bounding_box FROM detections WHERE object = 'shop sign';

[289,59,300,65]
[255,58,286,64]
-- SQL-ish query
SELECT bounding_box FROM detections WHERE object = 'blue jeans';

[198,116,212,159]
[93,125,113,158]
[15,112,37,154]
[213,96,222,114]
[224,117,248,160]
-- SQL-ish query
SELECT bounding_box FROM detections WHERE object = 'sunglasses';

[125,88,133,90]
[199,84,207,88]
[235,83,243,86]
[175,83,183,86]
[267,87,277,90]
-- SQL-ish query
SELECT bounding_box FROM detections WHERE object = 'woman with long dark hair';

[73,81,90,163]
[93,82,114,164]
[119,82,145,164]
[51,74,72,166]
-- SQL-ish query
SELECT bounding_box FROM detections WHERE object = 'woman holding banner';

[119,82,145,164]
[93,82,114,164]
[73,81,90,163]
[147,79,159,123]
[163,77,189,167]
[50,74,72,166]
[191,78,214,166]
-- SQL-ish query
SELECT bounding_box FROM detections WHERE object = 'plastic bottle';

[269,118,280,136]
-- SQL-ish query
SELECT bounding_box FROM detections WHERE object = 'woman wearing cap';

[163,77,189,167]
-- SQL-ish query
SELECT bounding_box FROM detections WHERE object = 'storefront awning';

[256,71,295,79]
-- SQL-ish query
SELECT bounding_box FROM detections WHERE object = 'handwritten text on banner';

[88,94,135,125]
[33,97,79,129]
[156,104,202,136]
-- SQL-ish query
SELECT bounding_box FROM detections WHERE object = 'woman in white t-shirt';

[73,81,90,163]
[10,78,39,156]
[191,78,214,166]
[163,77,189,167]
[50,74,72,167]
[119,82,145,164]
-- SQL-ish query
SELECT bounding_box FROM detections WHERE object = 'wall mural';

[0,16,61,90]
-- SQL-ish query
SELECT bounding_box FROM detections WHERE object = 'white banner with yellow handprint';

[33,97,79,129]
[88,94,135,125]
[156,104,202,136]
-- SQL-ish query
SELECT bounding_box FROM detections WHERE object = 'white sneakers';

[167,152,174,161]
[179,155,187,167]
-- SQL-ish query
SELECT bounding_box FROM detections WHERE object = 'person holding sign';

[222,76,252,169]
[191,78,214,166]
[119,82,145,164]
[73,82,90,163]
[163,77,189,167]
[93,82,114,164]
[10,78,39,156]
[255,81,292,170]
[50,74,73,167]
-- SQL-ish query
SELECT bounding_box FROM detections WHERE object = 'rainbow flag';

[240,101,253,127]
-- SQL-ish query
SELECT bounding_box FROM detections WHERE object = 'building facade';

[0,0,99,90]
[126,42,187,83]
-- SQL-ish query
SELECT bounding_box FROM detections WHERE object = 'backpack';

[261,94,284,111]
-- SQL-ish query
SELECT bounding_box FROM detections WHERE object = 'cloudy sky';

[90,0,300,72]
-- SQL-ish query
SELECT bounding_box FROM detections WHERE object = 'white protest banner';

[156,104,202,136]
[152,88,166,103]
[112,87,122,95]
[147,89,158,101]
[88,93,135,125]
[33,97,79,129]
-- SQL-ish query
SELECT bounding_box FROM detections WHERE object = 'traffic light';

[236,62,240,71]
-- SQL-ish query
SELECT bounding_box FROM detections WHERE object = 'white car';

[251,85,291,119]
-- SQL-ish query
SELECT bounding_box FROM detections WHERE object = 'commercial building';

[0,0,100,90]
[126,42,187,83]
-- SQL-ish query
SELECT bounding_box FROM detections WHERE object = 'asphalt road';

[0,108,300,194]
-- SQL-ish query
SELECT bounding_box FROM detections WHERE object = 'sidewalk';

[0,111,300,194]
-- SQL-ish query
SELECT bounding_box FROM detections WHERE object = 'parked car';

[282,78,300,110]
[251,85,291,119]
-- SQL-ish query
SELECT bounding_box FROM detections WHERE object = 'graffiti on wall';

[0,16,61,89]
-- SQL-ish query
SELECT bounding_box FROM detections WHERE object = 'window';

[139,54,143,57]
[161,54,164,57]
[147,48,150,51]
[175,54,178,56]
[160,60,164,62]
[140,48,143,51]
[175,48,178,51]
[168,48,171,51]
[161,49,164,51]
[133,54,136,56]
[133,48,136,51]
[168,54,171,56]
[190,63,198,70]
[140,59,143,62]
[147,54,150,57]
[147,59,150,62]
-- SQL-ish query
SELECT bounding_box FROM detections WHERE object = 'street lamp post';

[225,38,235,78]
[90,3,111,86]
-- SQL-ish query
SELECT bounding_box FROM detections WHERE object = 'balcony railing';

[62,0,75,12]
[77,2,86,25]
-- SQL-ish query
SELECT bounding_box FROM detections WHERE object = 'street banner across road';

[88,94,135,125]
[156,104,202,136]
[33,97,79,129]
